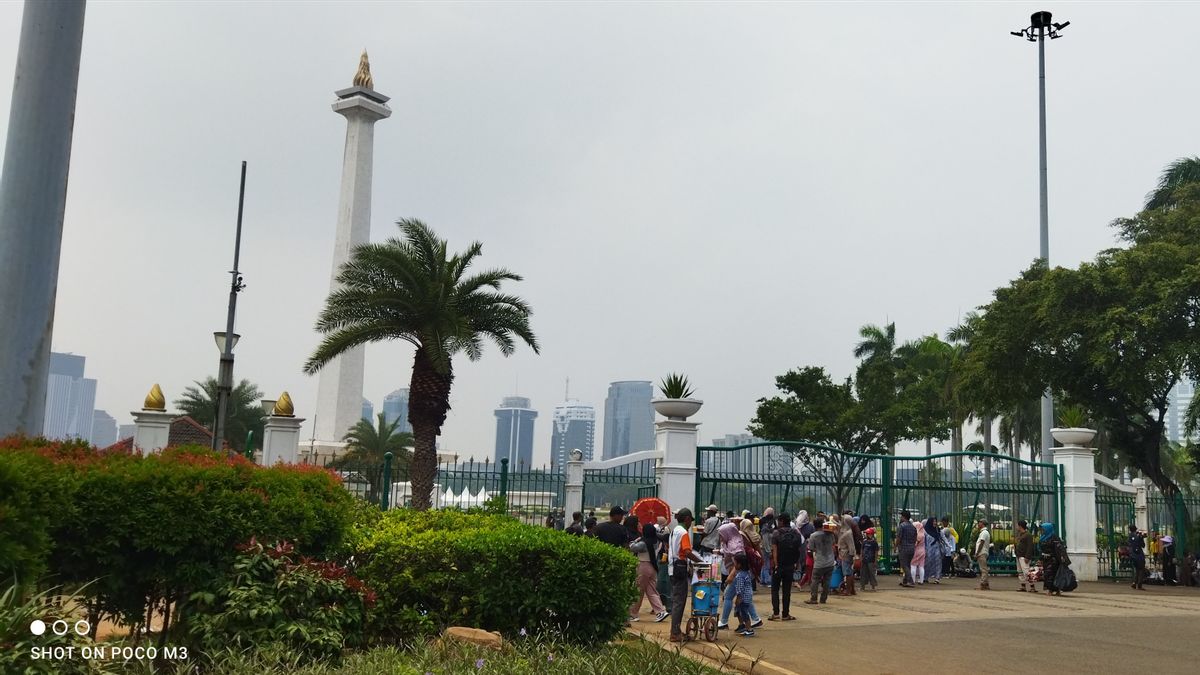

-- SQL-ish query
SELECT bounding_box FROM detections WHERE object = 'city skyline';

[4,4,1198,467]
[493,395,537,469]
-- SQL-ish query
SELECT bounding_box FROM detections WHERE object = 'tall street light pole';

[213,162,248,453]
[1011,11,1068,461]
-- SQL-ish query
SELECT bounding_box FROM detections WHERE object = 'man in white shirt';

[974,519,992,590]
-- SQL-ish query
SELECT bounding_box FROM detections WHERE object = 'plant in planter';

[1051,405,1096,447]
[651,373,702,420]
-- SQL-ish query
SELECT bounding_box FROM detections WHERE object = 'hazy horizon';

[3,2,1197,465]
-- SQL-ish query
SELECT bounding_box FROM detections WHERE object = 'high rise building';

[362,398,374,423]
[494,396,537,469]
[1166,379,1197,444]
[708,434,794,475]
[118,424,136,441]
[90,410,117,448]
[382,388,411,434]
[602,381,654,459]
[42,352,96,441]
[550,400,596,469]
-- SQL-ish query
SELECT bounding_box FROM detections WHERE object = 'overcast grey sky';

[2,1,1197,465]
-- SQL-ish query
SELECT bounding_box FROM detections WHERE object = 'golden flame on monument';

[353,50,373,89]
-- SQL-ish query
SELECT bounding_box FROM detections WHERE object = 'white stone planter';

[1051,427,1097,447]
[652,398,703,421]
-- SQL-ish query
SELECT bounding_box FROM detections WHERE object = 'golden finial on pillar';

[144,384,166,411]
[272,391,295,417]
[353,50,373,89]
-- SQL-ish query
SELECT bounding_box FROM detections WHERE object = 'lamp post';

[212,161,248,453]
[1011,11,1068,460]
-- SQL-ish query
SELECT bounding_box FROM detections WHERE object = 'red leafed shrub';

[0,437,356,638]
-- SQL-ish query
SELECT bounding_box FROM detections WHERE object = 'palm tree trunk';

[983,414,993,523]
[407,347,454,510]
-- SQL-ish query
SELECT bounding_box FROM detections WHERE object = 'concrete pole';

[0,0,87,436]
[1037,26,1055,464]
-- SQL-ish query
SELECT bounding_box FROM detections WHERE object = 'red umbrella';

[630,497,671,525]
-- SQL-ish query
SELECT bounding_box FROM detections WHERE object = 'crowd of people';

[563,503,1102,642]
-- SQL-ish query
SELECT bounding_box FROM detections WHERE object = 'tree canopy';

[173,377,265,452]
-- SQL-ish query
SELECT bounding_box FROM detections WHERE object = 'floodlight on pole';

[1011,11,1068,460]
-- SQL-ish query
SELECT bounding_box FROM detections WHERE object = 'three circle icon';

[29,618,89,636]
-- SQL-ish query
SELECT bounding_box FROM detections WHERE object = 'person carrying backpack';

[1126,524,1147,590]
[769,512,802,621]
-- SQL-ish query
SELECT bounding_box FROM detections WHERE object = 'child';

[732,552,756,637]
[861,527,879,591]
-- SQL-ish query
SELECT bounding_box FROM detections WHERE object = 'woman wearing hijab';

[1039,522,1069,596]
[740,517,765,585]
[835,514,858,595]
[795,510,815,589]
[911,517,927,584]
[629,521,668,622]
[923,517,943,584]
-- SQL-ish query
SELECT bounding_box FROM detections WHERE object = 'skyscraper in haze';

[362,398,374,422]
[602,381,654,459]
[42,352,97,441]
[1166,380,1197,443]
[90,410,117,448]
[494,396,537,469]
[550,400,596,469]
[382,388,411,434]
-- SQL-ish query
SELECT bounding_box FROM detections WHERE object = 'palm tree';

[338,412,413,469]
[854,322,898,364]
[1145,156,1200,210]
[174,377,265,452]
[305,220,539,510]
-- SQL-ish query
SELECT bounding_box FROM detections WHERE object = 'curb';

[627,624,801,675]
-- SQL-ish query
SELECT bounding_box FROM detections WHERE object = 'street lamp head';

[1031,11,1053,29]
[213,331,240,353]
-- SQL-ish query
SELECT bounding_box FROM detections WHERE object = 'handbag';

[629,537,648,554]
[1054,564,1078,592]
[853,555,862,571]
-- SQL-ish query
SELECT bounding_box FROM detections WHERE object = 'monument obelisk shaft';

[312,53,391,456]
[0,0,87,436]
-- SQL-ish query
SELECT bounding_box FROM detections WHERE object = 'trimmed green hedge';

[357,508,637,645]
[0,439,355,631]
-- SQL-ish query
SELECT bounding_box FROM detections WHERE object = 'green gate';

[696,441,1063,573]
[1095,480,1135,580]
[582,452,658,510]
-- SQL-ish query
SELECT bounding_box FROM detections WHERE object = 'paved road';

[630,575,1199,674]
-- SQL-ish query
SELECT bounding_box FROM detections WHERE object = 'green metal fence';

[311,455,565,524]
[1147,491,1199,560]
[1095,481,1135,580]
[696,441,1062,573]
[583,453,658,510]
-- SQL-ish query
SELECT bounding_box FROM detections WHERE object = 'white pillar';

[0,0,87,436]
[312,56,391,454]
[656,419,699,514]
[564,449,584,516]
[262,415,305,466]
[1132,478,1149,533]
[131,410,172,455]
[1053,443,1098,581]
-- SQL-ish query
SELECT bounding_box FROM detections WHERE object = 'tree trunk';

[406,347,454,510]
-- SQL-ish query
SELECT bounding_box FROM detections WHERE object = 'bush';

[357,508,637,645]
[0,446,80,584]
[0,439,357,637]
[182,539,373,660]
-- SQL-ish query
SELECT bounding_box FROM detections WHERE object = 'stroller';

[686,557,721,642]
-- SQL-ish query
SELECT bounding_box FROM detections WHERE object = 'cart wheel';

[685,617,699,641]
[703,616,718,642]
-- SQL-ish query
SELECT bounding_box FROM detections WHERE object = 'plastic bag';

[1054,564,1078,592]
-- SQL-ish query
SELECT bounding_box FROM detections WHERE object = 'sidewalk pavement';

[628,574,1200,674]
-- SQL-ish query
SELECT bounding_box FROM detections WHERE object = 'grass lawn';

[134,634,721,675]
